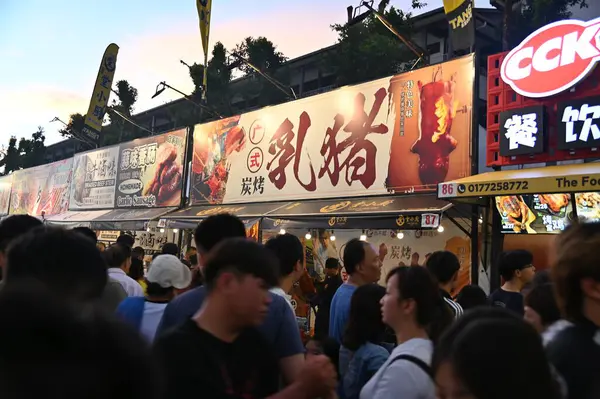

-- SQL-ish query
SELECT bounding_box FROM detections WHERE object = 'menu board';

[69,146,119,210]
[575,192,600,223]
[495,194,574,234]
[115,129,186,208]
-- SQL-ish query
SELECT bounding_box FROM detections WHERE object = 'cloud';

[0,85,88,145]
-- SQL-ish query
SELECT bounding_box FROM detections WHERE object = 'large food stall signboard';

[495,194,574,234]
[0,174,12,216]
[115,129,186,208]
[9,158,73,216]
[70,129,187,210]
[191,55,475,205]
[70,146,119,210]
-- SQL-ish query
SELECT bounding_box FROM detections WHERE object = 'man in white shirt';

[265,233,305,312]
[104,243,144,297]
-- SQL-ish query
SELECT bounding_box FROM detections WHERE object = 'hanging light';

[437,225,445,233]
[159,228,165,233]
[146,227,151,232]
[330,230,336,241]
[279,228,286,235]
[396,232,404,239]
[305,231,312,240]
[173,229,179,233]
[478,217,483,224]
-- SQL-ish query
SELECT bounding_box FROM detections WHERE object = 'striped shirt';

[441,290,464,319]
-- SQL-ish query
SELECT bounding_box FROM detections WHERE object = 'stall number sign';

[421,213,440,228]
[557,96,600,150]
[501,17,600,98]
[499,106,545,156]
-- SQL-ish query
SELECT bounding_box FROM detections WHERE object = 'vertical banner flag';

[82,43,119,146]
[443,0,475,52]
[196,0,212,98]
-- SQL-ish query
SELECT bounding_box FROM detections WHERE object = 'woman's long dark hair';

[128,258,144,281]
[342,284,386,351]
[387,266,453,343]
[432,307,561,399]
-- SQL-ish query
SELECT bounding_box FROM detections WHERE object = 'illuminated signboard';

[499,105,546,156]
[557,95,600,150]
[495,194,574,234]
[501,17,600,98]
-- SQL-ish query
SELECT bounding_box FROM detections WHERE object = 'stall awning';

[263,195,452,230]
[437,163,600,202]
[90,207,177,231]
[45,210,112,228]
[159,202,290,229]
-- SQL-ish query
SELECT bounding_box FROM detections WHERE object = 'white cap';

[147,254,192,289]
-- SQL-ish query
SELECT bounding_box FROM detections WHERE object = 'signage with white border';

[501,17,600,98]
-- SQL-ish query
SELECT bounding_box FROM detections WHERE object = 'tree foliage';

[19,126,46,169]
[504,0,588,50]
[0,137,21,175]
[323,0,426,87]
[104,79,140,144]
[58,113,85,139]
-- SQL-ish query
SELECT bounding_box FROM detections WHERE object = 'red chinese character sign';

[191,55,475,204]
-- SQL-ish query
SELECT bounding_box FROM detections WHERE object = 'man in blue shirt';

[156,214,305,384]
[329,238,382,343]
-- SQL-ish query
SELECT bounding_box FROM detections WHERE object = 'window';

[426,42,441,54]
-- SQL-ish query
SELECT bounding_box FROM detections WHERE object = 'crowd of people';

[0,213,597,398]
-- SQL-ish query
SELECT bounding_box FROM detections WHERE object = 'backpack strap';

[387,354,433,379]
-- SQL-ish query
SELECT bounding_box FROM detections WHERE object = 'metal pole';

[470,51,480,286]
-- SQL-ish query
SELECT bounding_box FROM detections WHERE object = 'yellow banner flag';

[82,43,119,145]
[196,0,212,95]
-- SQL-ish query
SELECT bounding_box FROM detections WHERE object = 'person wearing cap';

[489,250,536,316]
[116,254,191,343]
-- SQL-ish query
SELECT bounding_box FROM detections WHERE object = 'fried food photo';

[143,142,182,206]
[538,194,570,214]
[496,195,536,233]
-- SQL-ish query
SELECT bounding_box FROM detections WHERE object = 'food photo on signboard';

[115,129,186,208]
[495,194,574,234]
[575,192,600,222]
[70,146,119,210]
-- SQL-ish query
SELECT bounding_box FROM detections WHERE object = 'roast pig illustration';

[411,67,460,186]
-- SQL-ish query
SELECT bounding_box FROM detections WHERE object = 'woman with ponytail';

[360,266,453,399]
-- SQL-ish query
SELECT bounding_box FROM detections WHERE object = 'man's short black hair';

[425,251,461,284]
[103,243,132,270]
[72,227,97,244]
[204,238,278,292]
[6,226,107,303]
[194,214,246,253]
[116,234,135,248]
[265,233,304,278]
[161,243,179,256]
[325,258,340,270]
[497,250,534,281]
[343,238,367,275]
[0,285,163,398]
[0,215,43,252]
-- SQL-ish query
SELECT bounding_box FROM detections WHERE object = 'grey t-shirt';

[360,338,435,399]
[98,278,127,312]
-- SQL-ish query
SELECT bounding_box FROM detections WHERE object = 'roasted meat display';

[143,142,182,202]
[495,195,535,233]
[411,67,460,185]
[538,194,570,213]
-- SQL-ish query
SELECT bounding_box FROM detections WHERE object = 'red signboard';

[487,54,600,167]
[501,17,600,98]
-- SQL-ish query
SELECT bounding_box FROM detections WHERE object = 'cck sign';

[501,17,600,98]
